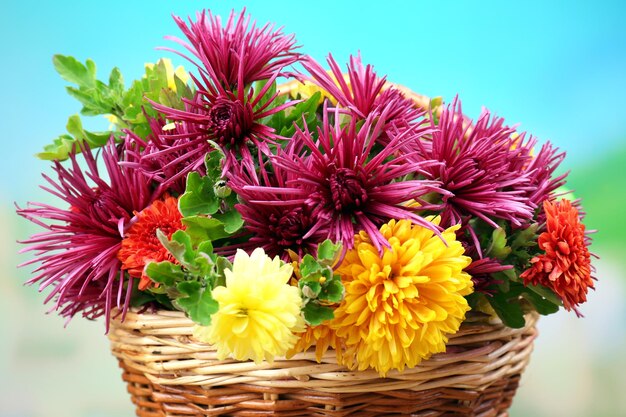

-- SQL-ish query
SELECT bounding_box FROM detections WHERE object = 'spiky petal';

[165,8,300,88]
[302,54,420,126]
[240,102,443,252]
[411,98,536,230]
[17,141,156,324]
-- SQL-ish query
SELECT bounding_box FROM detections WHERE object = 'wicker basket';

[108,309,537,417]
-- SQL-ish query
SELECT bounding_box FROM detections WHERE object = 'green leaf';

[35,134,77,160]
[522,291,560,315]
[300,281,322,299]
[144,261,185,287]
[156,229,193,267]
[109,67,125,96]
[302,302,335,326]
[487,293,526,328]
[316,240,342,265]
[179,172,220,217]
[212,210,244,234]
[176,281,219,326]
[182,215,233,243]
[53,55,95,87]
[319,278,344,303]
[488,228,512,260]
[526,284,563,306]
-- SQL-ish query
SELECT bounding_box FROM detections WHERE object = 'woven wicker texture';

[109,310,537,416]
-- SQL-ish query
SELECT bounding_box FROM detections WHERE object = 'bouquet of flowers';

[18,7,595,415]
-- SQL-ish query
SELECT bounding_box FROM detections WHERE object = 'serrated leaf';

[300,281,322,299]
[488,228,512,260]
[35,134,77,161]
[176,281,219,326]
[53,55,95,87]
[179,172,220,217]
[302,302,335,326]
[157,229,191,267]
[144,261,185,287]
[319,278,344,303]
[317,239,342,264]
[109,67,124,96]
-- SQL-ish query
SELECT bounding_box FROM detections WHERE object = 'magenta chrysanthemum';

[240,103,443,252]
[411,98,536,230]
[17,141,156,324]
[228,162,326,260]
[126,117,206,193]
[165,8,300,87]
[302,54,420,126]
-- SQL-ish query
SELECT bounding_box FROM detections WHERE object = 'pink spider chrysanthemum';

[302,54,421,127]
[241,103,444,252]
[125,116,206,193]
[165,8,300,88]
[228,159,326,261]
[410,98,537,231]
[17,141,158,325]
[152,9,301,172]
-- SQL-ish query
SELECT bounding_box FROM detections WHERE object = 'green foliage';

[39,55,193,161]
[264,91,321,138]
[176,281,219,326]
[143,229,232,326]
[466,219,562,325]
[297,241,345,326]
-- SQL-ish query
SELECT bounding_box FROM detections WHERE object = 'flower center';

[329,167,368,212]
[268,207,310,248]
[207,97,253,147]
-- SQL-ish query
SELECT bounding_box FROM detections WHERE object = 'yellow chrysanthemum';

[193,248,305,364]
[331,218,473,376]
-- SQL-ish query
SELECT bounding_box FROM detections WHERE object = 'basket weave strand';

[109,310,537,416]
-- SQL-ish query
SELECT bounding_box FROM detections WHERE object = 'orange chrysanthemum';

[331,218,473,375]
[521,199,593,312]
[287,323,343,363]
[118,196,184,290]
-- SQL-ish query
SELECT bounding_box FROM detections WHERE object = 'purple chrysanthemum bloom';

[125,117,206,193]
[151,8,301,173]
[152,77,294,173]
[241,103,443,252]
[17,140,157,325]
[165,8,300,87]
[465,257,511,295]
[302,54,420,125]
[228,162,326,260]
[410,98,536,231]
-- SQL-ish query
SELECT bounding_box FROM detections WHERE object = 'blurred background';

[1,1,624,416]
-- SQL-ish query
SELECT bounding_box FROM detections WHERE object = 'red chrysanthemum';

[117,196,184,291]
[521,199,594,312]
[17,140,157,324]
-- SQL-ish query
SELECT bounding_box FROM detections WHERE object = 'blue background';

[1,1,625,416]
